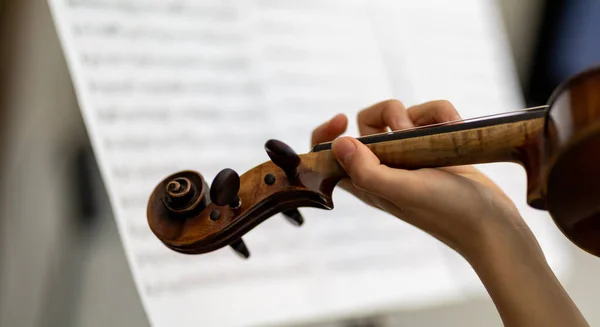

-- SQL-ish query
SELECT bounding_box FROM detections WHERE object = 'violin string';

[385,105,549,133]
[316,105,550,146]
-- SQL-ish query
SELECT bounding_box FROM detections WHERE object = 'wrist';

[460,214,589,327]
[461,211,546,267]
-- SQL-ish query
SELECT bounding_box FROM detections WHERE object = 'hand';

[312,99,590,327]
[311,99,540,260]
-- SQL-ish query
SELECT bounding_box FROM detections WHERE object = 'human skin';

[310,99,590,327]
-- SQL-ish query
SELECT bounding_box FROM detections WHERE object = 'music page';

[47,0,571,326]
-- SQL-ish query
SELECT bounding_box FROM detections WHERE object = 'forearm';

[466,225,589,327]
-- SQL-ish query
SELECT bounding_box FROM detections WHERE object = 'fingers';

[329,99,464,209]
[407,100,462,126]
[357,100,414,136]
[356,99,461,136]
[311,113,348,147]
[332,136,416,199]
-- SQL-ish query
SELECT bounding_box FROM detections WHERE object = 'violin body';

[147,66,600,258]
[543,68,600,255]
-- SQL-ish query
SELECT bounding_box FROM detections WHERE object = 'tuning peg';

[264,139,300,182]
[282,209,304,226]
[210,168,241,208]
[230,238,250,258]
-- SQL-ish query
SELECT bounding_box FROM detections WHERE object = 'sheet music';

[47,0,571,326]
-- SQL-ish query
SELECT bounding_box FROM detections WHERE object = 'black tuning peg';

[282,209,304,226]
[210,168,241,208]
[264,139,300,182]
[230,238,250,258]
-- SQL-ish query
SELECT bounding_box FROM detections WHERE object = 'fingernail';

[332,138,356,165]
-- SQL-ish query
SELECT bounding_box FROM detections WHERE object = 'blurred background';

[1,0,599,326]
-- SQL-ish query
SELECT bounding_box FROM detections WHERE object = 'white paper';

[47,0,572,326]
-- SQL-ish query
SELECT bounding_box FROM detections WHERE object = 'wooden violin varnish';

[147,66,600,258]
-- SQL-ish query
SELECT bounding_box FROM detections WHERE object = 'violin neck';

[312,107,549,170]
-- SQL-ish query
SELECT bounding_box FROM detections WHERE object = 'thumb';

[331,137,403,196]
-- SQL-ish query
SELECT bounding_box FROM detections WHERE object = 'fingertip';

[311,114,349,146]
[330,113,348,132]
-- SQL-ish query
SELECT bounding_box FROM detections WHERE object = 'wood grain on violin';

[147,65,600,258]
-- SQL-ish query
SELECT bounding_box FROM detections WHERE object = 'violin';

[147,66,600,259]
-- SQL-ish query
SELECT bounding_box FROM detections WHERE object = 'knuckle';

[381,99,405,111]
[382,101,406,120]
[357,107,367,120]
[433,99,456,112]
[359,99,405,117]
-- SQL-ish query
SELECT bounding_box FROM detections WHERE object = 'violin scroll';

[147,139,343,258]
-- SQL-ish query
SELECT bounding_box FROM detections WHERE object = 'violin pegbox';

[147,139,340,259]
